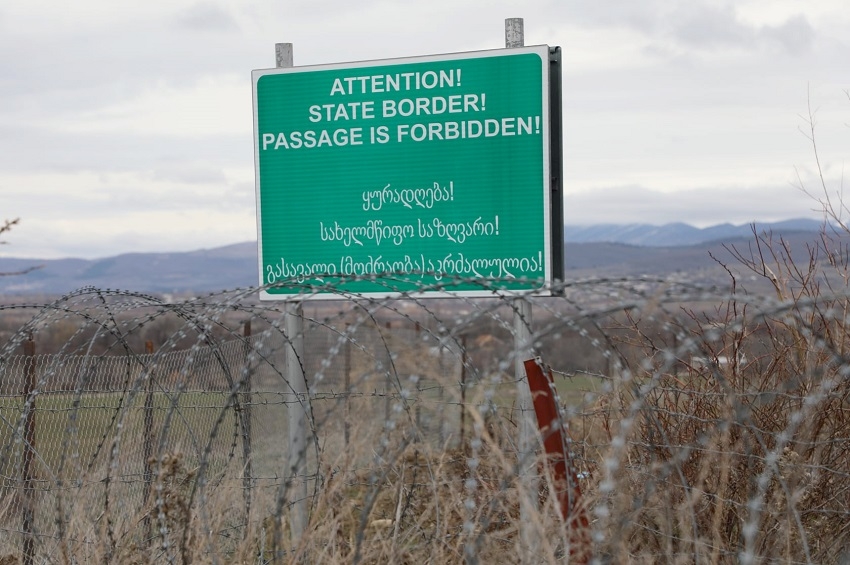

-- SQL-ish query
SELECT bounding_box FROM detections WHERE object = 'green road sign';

[252,45,552,299]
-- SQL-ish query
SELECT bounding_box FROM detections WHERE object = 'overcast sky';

[1,0,848,259]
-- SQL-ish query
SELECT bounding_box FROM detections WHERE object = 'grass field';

[2,259,850,562]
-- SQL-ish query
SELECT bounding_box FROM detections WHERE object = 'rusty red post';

[523,357,590,562]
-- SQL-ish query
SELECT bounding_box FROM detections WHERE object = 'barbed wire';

[0,273,848,563]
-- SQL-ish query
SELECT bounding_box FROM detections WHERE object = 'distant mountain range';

[0,242,258,297]
[563,218,824,246]
[0,219,830,296]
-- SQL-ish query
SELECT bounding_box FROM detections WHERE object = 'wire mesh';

[0,268,848,563]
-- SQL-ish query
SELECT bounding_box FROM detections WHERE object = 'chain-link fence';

[1,267,849,562]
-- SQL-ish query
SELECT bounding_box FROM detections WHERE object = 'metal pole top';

[505,18,525,48]
[275,43,293,68]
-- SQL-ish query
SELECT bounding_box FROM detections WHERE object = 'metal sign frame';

[253,45,559,300]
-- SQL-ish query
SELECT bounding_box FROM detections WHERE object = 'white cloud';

[12,208,257,260]
[567,182,825,227]
[1,0,849,260]
[2,0,206,33]
[667,4,754,50]
[760,15,815,55]
[1,168,256,259]
[53,75,252,137]
[174,2,240,32]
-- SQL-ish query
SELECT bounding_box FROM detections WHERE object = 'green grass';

[0,390,245,486]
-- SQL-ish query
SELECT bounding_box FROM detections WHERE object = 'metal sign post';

[254,18,564,559]
[274,42,311,552]
[505,17,539,559]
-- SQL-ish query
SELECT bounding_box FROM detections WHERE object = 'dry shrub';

[6,208,850,563]
[586,227,850,563]
[276,414,558,564]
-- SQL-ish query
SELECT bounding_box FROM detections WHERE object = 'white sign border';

[252,45,552,301]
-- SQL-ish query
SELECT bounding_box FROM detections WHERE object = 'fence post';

[22,334,36,565]
[460,335,468,449]
[437,331,446,444]
[241,320,253,525]
[344,323,351,448]
[142,340,155,540]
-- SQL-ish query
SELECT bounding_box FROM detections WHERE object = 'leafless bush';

[0,257,845,563]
